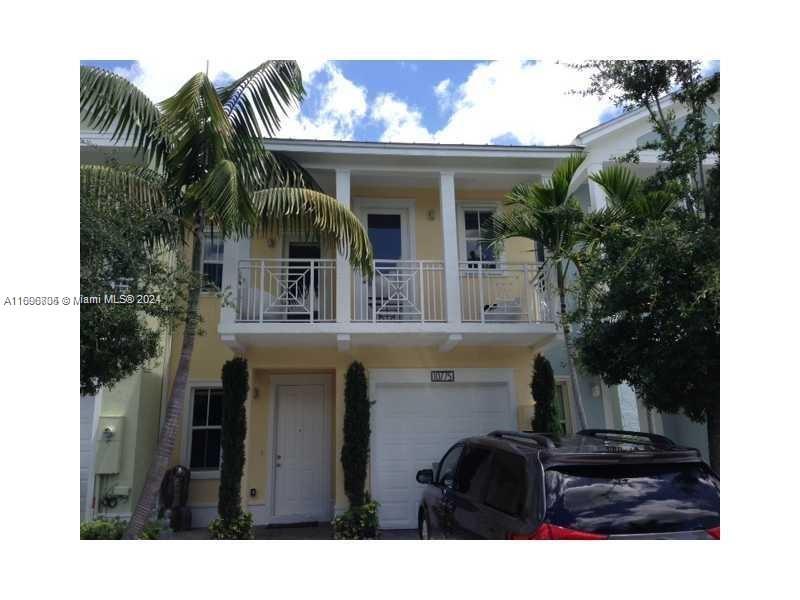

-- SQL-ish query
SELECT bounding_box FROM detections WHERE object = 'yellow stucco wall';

[164,183,541,513]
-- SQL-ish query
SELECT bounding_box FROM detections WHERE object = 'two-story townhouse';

[80,91,718,528]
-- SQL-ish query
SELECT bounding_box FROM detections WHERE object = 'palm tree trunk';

[124,222,204,539]
[706,405,720,476]
[559,288,588,431]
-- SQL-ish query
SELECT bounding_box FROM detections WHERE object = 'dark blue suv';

[415,430,720,540]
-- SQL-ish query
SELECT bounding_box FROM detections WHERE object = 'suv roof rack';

[577,429,677,448]
[487,430,556,448]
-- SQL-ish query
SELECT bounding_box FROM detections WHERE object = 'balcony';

[232,258,554,329]
[235,259,336,323]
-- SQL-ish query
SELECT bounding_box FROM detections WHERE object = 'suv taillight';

[707,526,720,539]
[509,523,608,540]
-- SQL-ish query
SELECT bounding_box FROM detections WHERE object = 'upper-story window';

[201,229,224,290]
[461,207,497,268]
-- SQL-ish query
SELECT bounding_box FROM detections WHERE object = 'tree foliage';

[341,361,370,507]
[569,60,720,470]
[530,354,558,434]
[486,153,590,428]
[80,180,197,395]
[81,61,374,539]
[217,357,249,524]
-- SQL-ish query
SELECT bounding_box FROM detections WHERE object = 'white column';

[586,161,607,211]
[335,169,352,325]
[439,171,462,324]
[220,237,249,325]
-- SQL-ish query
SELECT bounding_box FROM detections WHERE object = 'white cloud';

[109,59,616,146]
[369,61,613,146]
[433,61,611,145]
[370,93,434,143]
[277,63,368,140]
[434,78,452,112]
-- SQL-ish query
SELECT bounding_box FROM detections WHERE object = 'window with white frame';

[461,207,498,268]
[188,387,223,471]
[201,229,224,290]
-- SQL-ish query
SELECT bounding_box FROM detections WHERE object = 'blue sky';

[81,59,719,146]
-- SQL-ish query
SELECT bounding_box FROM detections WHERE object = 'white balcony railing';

[236,258,336,323]
[351,259,446,322]
[232,258,554,326]
[459,261,554,323]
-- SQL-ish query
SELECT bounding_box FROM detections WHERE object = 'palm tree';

[80,61,373,539]
[485,153,589,430]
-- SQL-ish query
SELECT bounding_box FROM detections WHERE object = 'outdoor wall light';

[427,209,436,221]
[102,426,115,442]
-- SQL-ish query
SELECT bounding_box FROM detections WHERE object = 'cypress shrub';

[341,361,370,507]
[531,353,558,433]
[217,357,248,523]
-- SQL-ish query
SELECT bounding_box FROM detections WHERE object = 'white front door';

[273,383,331,522]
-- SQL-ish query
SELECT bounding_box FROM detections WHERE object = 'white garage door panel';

[372,381,513,529]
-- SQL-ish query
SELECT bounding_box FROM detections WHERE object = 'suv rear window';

[544,463,720,535]
[484,452,527,517]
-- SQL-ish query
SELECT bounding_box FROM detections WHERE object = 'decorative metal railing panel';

[458,261,554,323]
[236,259,336,322]
[351,259,446,323]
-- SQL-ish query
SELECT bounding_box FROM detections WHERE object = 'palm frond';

[160,73,233,187]
[188,159,255,238]
[80,164,178,244]
[80,164,168,213]
[550,152,586,203]
[218,60,305,138]
[80,66,168,168]
[589,164,642,210]
[251,188,373,273]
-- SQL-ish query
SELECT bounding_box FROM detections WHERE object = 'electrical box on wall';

[95,416,124,475]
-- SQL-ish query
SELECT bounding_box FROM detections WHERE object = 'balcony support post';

[335,169,352,325]
[439,171,462,324]
[221,236,250,325]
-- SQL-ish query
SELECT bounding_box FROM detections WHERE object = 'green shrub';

[208,511,254,540]
[80,517,127,539]
[341,361,370,507]
[80,517,162,540]
[218,357,249,522]
[531,353,558,434]
[332,500,379,540]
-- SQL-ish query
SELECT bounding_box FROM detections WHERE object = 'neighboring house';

[80,95,718,528]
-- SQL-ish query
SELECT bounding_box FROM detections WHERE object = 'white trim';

[352,197,417,259]
[266,374,334,525]
[439,172,462,324]
[182,381,223,480]
[335,169,352,325]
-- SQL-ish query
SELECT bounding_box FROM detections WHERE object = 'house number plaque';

[430,370,455,383]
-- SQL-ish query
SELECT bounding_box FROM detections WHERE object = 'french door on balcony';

[355,207,417,321]
[286,242,321,321]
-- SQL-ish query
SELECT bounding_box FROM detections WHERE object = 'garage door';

[371,380,514,529]
[80,395,98,521]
